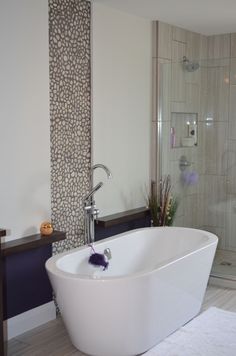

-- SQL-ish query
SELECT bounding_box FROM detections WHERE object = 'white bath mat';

[145,307,236,356]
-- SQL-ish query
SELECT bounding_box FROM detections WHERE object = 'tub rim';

[45,227,218,282]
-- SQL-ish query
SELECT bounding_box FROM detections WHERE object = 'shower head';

[182,56,200,72]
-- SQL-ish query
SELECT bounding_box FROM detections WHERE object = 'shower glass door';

[158,56,236,281]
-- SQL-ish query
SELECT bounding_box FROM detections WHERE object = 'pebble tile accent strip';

[49,0,91,254]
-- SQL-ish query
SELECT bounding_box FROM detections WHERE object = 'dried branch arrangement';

[148,175,178,227]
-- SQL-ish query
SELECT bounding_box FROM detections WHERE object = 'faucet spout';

[90,164,112,186]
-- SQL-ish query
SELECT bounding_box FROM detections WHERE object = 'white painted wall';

[92,3,152,216]
[0,0,50,241]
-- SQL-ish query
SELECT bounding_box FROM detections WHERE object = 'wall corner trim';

[4,301,56,340]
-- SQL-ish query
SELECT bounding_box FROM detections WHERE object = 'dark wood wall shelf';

[1,230,66,257]
[0,229,6,238]
[96,207,150,228]
[0,229,65,354]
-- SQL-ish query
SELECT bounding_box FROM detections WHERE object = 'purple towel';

[181,171,199,185]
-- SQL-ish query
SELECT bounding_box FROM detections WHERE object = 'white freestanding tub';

[46,227,217,356]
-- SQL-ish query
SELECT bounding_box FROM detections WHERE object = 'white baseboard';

[4,301,56,340]
[209,276,236,289]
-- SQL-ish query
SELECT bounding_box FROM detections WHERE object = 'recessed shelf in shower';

[170,112,198,148]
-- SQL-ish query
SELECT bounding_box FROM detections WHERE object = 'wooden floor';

[7,285,236,356]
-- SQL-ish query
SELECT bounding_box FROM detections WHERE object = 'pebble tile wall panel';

[49,0,91,253]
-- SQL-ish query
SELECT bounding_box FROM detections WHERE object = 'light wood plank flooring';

[7,285,236,356]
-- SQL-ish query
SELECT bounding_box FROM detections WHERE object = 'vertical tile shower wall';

[49,0,91,253]
[153,22,236,251]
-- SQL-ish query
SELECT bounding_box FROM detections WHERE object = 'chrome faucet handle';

[179,155,193,171]
[93,207,99,219]
[83,182,103,202]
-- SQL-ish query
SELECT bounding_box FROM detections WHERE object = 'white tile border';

[4,301,56,340]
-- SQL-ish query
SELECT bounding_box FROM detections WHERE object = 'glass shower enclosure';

[157,56,236,284]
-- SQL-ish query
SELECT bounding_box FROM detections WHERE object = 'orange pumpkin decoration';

[40,221,53,236]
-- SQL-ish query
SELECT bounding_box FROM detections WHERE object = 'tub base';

[61,247,211,356]
[46,227,217,356]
